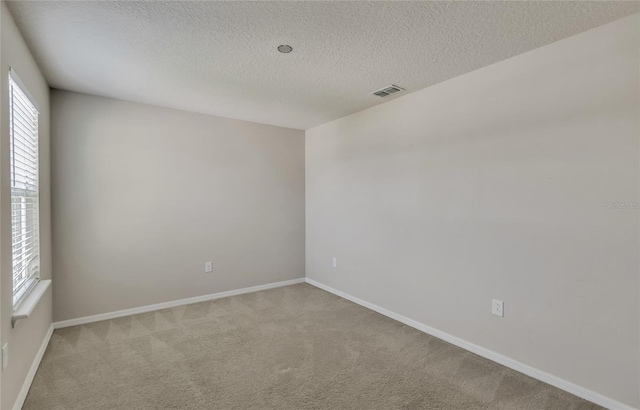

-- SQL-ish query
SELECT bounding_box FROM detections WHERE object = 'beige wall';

[51,90,305,322]
[0,2,53,409]
[306,14,639,408]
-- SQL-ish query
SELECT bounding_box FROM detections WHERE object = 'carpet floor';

[24,283,602,409]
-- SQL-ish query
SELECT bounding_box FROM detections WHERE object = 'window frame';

[9,69,41,309]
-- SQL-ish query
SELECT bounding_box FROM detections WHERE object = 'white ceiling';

[6,1,639,130]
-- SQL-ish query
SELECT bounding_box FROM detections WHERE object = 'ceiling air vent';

[372,85,405,97]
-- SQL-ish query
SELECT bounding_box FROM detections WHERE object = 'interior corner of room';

[0,1,638,410]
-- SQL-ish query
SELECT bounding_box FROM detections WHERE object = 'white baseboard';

[13,323,54,410]
[54,278,306,329]
[305,278,636,410]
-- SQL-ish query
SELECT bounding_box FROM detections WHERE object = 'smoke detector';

[372,85,405,97]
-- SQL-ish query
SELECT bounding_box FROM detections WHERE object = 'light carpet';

[24,283,602,409]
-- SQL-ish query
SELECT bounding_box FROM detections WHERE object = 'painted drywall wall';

[306,14,639,408]
[0,3,52,409]
[51,90,305,322]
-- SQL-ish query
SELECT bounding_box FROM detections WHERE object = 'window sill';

[12,280,51,328]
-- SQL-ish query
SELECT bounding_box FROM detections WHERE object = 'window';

[9,71,40,307]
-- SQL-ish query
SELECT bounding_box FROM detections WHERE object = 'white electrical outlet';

[205,261,213,273]
[492,299,504,317]
[2,343,8,370]
[332,257,337,268]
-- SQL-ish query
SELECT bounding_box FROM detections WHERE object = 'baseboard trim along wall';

[53,278,306,329]
[13,324,54,410]
[304,278,635,410]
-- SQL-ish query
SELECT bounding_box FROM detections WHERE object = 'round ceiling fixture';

[277,45,293,53]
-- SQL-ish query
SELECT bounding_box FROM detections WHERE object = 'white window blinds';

[9,72,40,307]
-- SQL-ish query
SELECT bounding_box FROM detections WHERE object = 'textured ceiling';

[6,1,639,130]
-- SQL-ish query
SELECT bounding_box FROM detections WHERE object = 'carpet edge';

[304,277,636,410]
[53,278,306,330]
[13,323,54,410]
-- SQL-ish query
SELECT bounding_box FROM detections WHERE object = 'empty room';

[0,1,638,409]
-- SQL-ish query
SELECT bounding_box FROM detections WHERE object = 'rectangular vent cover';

[372,85,405,97]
